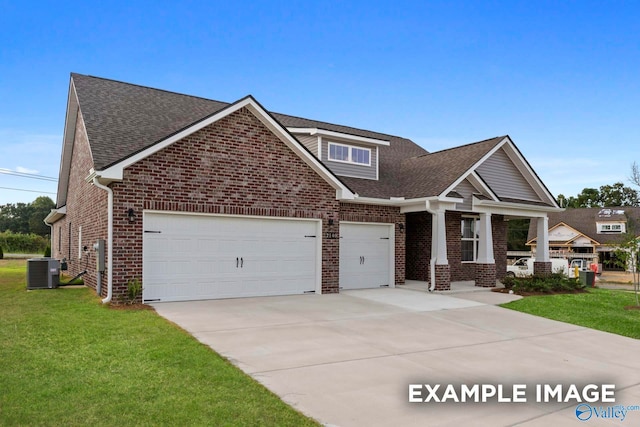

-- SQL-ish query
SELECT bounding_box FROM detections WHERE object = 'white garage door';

[339,222,393,290]
[143,212,320,302]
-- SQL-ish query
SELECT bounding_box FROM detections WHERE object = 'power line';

[0,186,56,195]
[0,169,58,182]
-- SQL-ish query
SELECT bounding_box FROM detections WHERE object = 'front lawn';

[501,288,640,339]
[0,259,318,426]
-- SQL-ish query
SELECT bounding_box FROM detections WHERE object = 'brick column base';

[434,264,451,291]
[475,263,496,287]
[534,261,552,276]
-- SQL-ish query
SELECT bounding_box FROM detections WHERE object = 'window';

[597,222,625,233]
[328,142,371,166]
[461,217,479,262]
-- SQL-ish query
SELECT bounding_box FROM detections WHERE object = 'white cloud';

[15,166,39,174]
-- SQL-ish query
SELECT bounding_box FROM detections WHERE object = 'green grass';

[502,287,640,339]
[0,259,319,426]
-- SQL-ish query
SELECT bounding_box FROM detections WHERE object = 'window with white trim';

[597,222,625,233]
[328,142,371,166]
[461,217,479,262]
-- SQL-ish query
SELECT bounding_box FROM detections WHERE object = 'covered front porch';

[404,197,557,291]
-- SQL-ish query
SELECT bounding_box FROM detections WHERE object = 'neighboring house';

[45,73,560,303]
[527,207,640,271]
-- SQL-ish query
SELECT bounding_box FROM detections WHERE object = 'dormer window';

[597,222,625,233]
[328,142,371,166]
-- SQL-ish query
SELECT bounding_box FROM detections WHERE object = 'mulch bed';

[491,287,588,297]
[108,303,155,311]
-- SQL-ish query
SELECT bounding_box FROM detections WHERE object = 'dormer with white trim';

[288,128,389,181]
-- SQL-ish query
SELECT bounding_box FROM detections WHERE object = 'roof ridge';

[271,110,412,141]
[71,72,231,106]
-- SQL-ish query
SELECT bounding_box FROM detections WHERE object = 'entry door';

[339,222,393,290]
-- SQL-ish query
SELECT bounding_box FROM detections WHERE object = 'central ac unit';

[26,258,60,289]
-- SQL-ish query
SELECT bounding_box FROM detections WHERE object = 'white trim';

[467,172,499,201]
[95,97,355,200]
[339,221,395,289]
[472,197,563,217]
[461,215,480,263]
[44,206,67,224]
[376,146,379,180]
[440,136,559,209]
[143,210,323,295]
[327,141,372,166]
[78,225,82,259]
[501,142,558,207]
[287,127,390,146]
[442,137,509,198]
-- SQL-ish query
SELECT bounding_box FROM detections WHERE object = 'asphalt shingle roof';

[528,207,640,245]
[69,73,524,200]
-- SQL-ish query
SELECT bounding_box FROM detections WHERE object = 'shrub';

[125,277,143,304]
[0,246,3,259]
[503,273,585,294]
[0,231,48,253]
[43,245,51,257]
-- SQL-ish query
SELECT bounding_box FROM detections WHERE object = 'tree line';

[0,196,55,237]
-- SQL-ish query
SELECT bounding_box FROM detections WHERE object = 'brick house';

[45,74,560,303]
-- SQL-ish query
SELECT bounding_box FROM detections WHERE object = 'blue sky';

[1,0,639,205]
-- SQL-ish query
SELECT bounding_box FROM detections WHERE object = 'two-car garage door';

[143,213,320,302]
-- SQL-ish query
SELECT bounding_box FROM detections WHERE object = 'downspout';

[43,217,53,256]
[92,177,113,304]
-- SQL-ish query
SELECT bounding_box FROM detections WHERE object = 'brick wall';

[404,211,508,284]
[406,212,431,281]
[492,214,508,280]
[110,107,340,301]
[51,111,108,294]
[339,202,405,285]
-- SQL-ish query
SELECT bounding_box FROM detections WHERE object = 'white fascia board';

[96,97,354,199]
[467,171,499,201]
[440,137,509,198]
[44,206,67,224]
[56,80,81,207]
[472,197,563,218]
[501,140,559,207]
[287,128,390,146]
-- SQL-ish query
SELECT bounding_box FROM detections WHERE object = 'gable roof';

[397,136,504,199]
[528,207,640,245]
[61,73,557,210]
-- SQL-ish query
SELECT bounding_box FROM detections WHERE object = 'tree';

[507,218,530,251]
[556,182,640,208]
[29,196,55,237]
[0,196,55,237]
[599,182,640,207]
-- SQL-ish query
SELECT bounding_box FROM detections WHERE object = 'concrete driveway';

[153,288,640,426]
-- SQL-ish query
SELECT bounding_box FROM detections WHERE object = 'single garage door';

[143,212,320,302]
[339,222,393,290]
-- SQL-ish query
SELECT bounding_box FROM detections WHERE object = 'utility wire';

[0,186,56,194]
[0,169,58,182]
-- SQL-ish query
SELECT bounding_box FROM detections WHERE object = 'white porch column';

[536,216,550,262]
[476,213,495,264]
[432,209,448,264]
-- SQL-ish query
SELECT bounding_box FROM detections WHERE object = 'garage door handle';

[236,257,239,268]
[241,257,244,268]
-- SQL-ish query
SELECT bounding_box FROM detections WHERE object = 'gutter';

[91,177,113,304]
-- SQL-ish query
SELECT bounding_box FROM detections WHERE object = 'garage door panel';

[143,213,318,302]
[339,223,392,290]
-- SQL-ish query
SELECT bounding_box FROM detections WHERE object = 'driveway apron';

[152,288,640,427]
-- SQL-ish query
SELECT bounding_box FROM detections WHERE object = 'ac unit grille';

[27,258,60,290]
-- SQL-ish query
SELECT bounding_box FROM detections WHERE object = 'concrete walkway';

[153,287,640,427]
